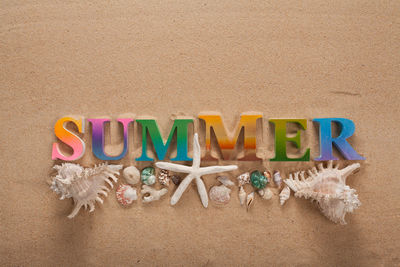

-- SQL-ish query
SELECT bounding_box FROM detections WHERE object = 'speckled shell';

[237,172,250,187]
[123,166,140,185]
[284,161,361,224]
[158,169,170,186]
[116,184,137,206]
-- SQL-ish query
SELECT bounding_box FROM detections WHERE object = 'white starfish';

[155,133,238,207]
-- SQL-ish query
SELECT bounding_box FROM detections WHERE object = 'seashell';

[279,186,290,205]
[50,163,122,218]
[246,192,255,211]
[158,169,170,186]
[116,184,137,206]
[171,175,181,186]
[209,176,234,204]
[141,167,156,185]
[264,170,272,181]
[123,166,140,185]
[284,160,361,224]
[217,176,235,187]
[273,171,282,188]
[258,187,273,200]
[239,186,246,205]
[237,172,250,187]
[141,185,168,203]
[209,185,231,204]
[250,170,268,189]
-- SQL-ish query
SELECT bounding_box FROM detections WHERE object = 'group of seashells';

[50,160,361,224]
[234,170,281,211]
[117,166,172,206]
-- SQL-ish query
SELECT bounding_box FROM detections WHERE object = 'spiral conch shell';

[279,186,290,205]
[284,161,361,224]
[50,163,122,218]
[239,186,246,206]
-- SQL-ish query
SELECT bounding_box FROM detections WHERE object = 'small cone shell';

[239,186,246,205]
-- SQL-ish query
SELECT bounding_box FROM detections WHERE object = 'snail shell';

[279,186,290,205]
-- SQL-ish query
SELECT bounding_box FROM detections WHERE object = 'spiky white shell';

[279,186,290,205]
[50,163,122,218]
[284,161,361,224]
[123,166,140,185]
[116,184,137,206]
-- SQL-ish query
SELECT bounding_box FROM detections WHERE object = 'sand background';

[1,0,400,266]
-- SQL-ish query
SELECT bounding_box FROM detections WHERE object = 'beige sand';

[1,0,399,266]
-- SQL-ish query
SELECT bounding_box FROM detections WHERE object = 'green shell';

[141,167,156,185]
[250,170,268,189]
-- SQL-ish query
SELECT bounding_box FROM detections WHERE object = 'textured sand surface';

[1,0,399,266]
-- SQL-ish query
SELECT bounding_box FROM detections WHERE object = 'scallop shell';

[209,185,231,204]
[209,176,234,204]
[123,166,140,185]
[284,160,361,224]
[239,186,246,205]
[246,192,255,211]
[279,186,290,205]
[116,184,137,206]
[50,163,122,218]
[258,187,273,200]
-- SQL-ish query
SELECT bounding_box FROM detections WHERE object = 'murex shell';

[284,160,361,224]
[50,163,122,218]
